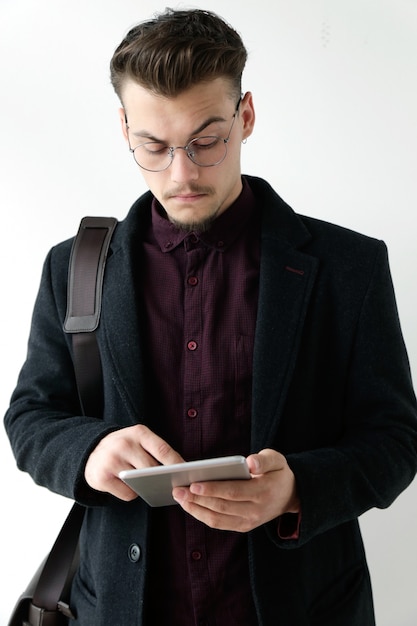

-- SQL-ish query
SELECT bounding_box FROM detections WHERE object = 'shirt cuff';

[277,512,301,540]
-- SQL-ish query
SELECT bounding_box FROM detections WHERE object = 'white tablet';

[119,454,251,507]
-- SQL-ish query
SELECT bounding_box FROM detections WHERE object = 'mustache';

[163,184,213,199]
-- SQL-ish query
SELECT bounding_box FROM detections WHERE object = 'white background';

[1,1,417,624]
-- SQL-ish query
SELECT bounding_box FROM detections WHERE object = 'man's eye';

[143,143,168,154]
[193,136,220,149]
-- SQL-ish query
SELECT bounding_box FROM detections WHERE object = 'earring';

[242,138,247,144]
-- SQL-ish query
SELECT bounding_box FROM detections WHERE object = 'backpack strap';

[64,216,117,416]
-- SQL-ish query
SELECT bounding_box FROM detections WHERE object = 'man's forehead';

[122,79,234,133]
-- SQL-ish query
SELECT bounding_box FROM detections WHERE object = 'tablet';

[119,454,251,507]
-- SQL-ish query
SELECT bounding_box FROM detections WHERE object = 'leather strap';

[64,216,117,333]
[64,216,117,415]
[31,503,85,613]
[29,216,117,620]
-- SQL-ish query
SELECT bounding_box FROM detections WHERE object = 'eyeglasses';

[126,99,241,172]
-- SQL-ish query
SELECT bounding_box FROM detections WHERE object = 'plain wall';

[1,1,416,623]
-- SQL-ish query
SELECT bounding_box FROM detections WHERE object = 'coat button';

[128,543,141,563]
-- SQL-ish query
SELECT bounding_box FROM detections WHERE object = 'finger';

[246,448,286,475]
[173,489,254,532]
[134,424,184,466]
[187,478,254,501]
[174,480,257,516]
[109,477,139,502]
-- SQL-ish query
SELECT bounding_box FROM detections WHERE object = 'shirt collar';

[151,176,257,253]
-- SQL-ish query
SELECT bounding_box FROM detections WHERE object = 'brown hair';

[110,8,247,101]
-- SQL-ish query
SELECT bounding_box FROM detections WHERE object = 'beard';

[167,214,217,233]
[160,184,220,233]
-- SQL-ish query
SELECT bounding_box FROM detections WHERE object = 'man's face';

[119,78,255,231]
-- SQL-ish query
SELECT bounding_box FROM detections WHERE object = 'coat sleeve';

[3,244,119,505]
[273,242,417,548]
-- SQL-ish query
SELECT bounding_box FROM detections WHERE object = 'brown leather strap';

[64,216,117,415]
[31,503,85,613]
[64,217,117,333]
[71,331,104,417]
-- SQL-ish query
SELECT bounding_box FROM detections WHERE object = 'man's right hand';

[84,424,184,501]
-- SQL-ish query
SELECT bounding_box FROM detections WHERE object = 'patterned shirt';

[140,178,261,625]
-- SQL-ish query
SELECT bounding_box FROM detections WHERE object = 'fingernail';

[252,457,261,474]
[173,487,186,502]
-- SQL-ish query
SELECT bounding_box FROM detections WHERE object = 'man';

[4,8,417,626]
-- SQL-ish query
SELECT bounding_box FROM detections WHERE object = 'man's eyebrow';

[128,115,228,141]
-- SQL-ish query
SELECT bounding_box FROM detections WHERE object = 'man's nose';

[169,147,199,182]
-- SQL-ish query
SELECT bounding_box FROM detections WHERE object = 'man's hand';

[172,449,299,532]
[84,424,184,501]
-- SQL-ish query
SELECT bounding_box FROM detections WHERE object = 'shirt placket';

[182,235,205,460]
[182,235,214,624]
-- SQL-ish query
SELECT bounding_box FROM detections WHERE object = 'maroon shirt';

[140,178,261,625]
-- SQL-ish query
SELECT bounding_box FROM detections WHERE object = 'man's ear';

[119,108,129,142]
[240,91,255,141]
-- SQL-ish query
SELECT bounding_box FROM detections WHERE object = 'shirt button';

[191,550,202,561]
[187,408,198,419]
[128,543,141,563]
[187,340,198,351]
[164,241,173,250]
[188,276,198,286]
[217,240,225,249]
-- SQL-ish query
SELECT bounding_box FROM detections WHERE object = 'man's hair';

[110,8,247,102]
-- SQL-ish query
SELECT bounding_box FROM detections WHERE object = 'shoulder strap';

[26,216,117,622]
[64,216,117,416]
[30,503,86,618]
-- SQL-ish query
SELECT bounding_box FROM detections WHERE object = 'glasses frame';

[125,97,242,172]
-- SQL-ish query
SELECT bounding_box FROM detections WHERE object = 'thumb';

[246,448,286,475]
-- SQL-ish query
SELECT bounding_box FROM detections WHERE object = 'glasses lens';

[133,143,172,171]
[187,137,227,167]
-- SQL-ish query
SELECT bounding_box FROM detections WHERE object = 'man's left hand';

[172,449,300,532]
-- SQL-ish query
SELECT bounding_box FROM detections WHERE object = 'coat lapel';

[251,193,319,451]
[97,194,151,424]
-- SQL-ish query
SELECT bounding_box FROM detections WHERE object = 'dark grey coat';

[5,176,417,625]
